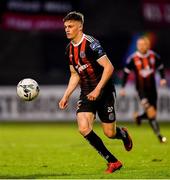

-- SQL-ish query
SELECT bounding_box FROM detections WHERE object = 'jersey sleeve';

[65,44,72,65]
[155,52,163,69]
[124,55,134,73]
[89,39,106,61]
[155,52,165,79]
[122,55,134,87]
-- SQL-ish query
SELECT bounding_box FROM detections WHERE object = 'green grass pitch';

[0,121,170,179]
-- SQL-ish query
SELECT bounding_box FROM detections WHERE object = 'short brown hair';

[63,11,84,24]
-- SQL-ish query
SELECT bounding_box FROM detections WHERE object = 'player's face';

[137,39,148,54]
[64,20,82,40]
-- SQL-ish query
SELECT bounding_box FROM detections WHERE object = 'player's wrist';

[95,86,102,92]
[63,93,70,100]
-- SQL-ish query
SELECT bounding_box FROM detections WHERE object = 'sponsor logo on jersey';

[139,69,154,77]
[134,60,142,66]
[75,64,89,73]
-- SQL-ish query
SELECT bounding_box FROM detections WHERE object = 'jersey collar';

[71,34,85,47]
[136,50,150,58]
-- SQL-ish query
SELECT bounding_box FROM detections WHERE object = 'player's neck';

[141,51,147,55]
[71,32,84,46]
[138,49,148,55]
[137,50,149,57]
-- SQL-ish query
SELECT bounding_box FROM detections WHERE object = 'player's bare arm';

[160,79,167,87]
[59,65,80,109]
[87,55,114,101]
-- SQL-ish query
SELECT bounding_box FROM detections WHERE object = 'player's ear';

[79,24,83,31]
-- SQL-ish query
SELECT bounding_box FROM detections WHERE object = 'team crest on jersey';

[80,51,86,58]
[150,58,155,64]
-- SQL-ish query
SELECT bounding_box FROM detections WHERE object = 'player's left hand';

[87,88,101,101]
[119,88,126,96]
[160,79,167,87]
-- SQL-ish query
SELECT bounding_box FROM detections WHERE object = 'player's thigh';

[138,91,157,119]
[147,92,157,108]
[97,91,116,123]
[77,112,95,136]
[101,121,116,138]
[138,90,157,108]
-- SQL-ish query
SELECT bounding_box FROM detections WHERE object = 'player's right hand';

[58,97,68,109]
[119,88,126,96]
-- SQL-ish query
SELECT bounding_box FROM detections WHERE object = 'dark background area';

[0,0,170,85]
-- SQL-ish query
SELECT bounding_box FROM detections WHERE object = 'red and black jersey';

[122,50,165,91]
[65,34,115,96]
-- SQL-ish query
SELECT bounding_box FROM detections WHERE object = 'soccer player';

[120,36,167,143]
[59,11,133,173]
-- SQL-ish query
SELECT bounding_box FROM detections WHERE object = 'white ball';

[17,78,40,101]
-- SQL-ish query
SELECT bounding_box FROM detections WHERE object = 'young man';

[120,36,167,143]
[59,11,133,173]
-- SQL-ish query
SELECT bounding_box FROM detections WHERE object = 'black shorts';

[76,91,116,123]
[138,89,157,108]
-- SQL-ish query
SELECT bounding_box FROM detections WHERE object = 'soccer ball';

[17,78,40,101]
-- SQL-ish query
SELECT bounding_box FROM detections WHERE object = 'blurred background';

[0,0,170,121]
